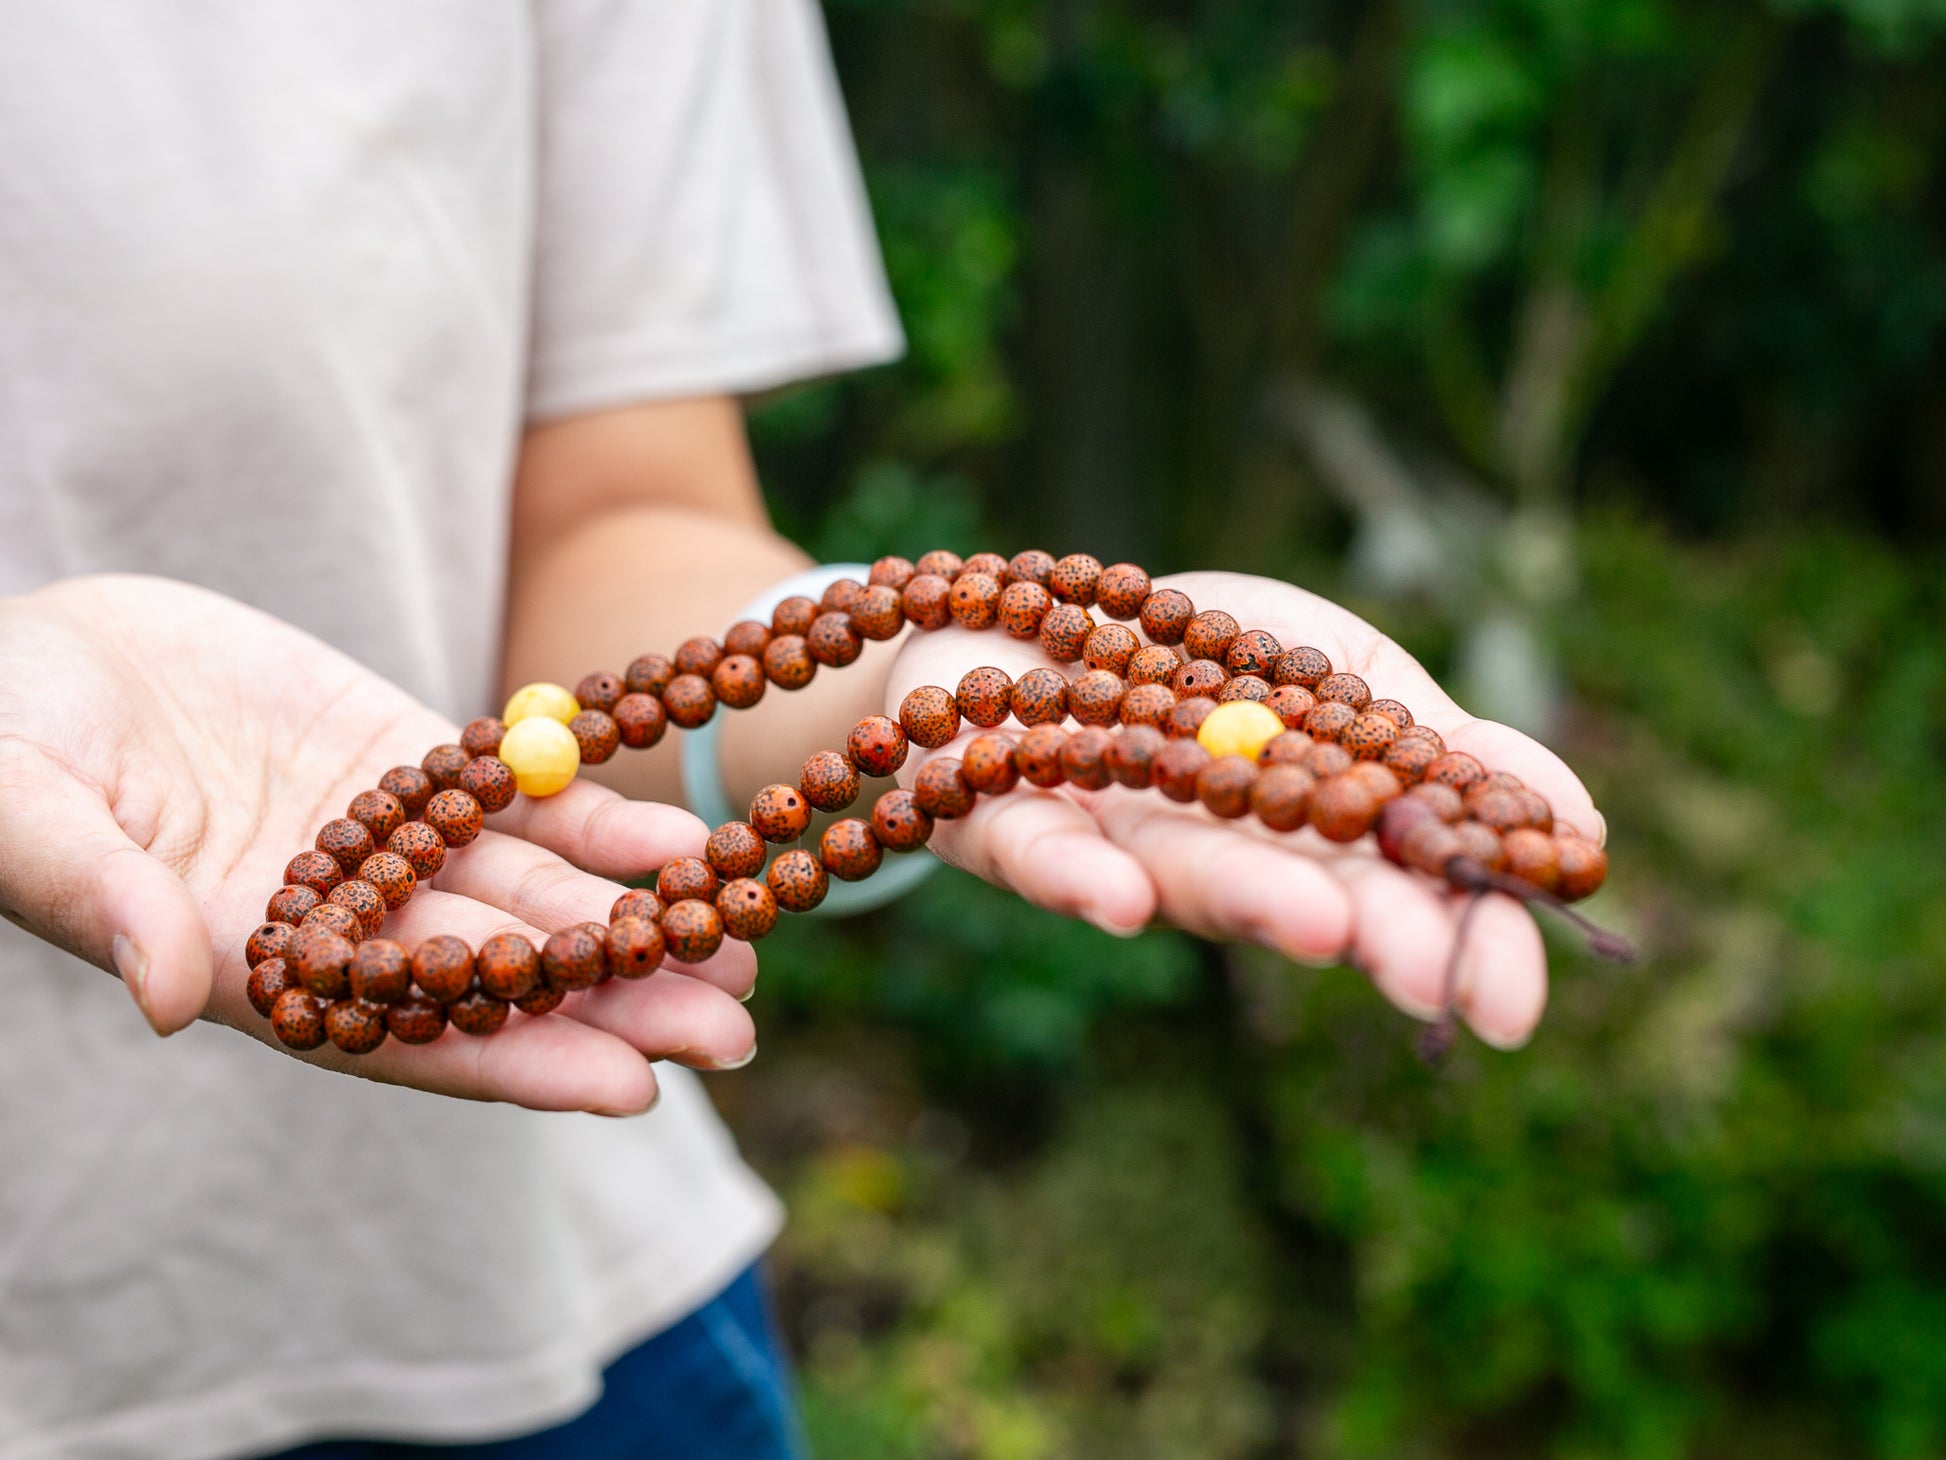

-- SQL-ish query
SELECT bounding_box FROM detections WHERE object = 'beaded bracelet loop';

[242,550,1631,1065]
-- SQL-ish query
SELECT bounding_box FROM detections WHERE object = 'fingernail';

[1083,909,1144,939]
[711,1044,757,1071]
[113,934,164,1035]
[737,984,756,1004]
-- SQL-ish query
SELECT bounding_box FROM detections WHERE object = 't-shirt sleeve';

[525,0,904,419]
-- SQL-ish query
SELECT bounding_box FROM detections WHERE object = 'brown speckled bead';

[284,850,345,898]
[872,789,937,851]
[540,924,606,991]
[997,580,1051,639]
[570,708,624,763]
[1258,731,1314,767]
[1304,741,1355,780]
[1343,711,1401,761]
[247,921,297,969]
[615,691,671,749]
[1170,659,1228,699]
[947,572,1002,631]
[347,788,407,844]
[1502,828,1561,892]
[326,998,389,1054]
[300,904,361,942]
[459,754,518,813]
[661,899,725,964]
[447,989,509,1037]
[658,856,721,905]
[1309,774,1380,842]
[1407,781,1466,823]
[1151,739,1212,802]
[1067,670,1126,727]
[1554,835,1607,901]
[1265,685,1317,729]
[294,928,355,1000]
[476,932,543,999]
[1272,648,1332,689]
[1006,549,1056,588]
[1215,674,1271,705]
[612,888,665,923]
[1037,603,1095,662]
[819,819,883,882]
[1059,726,1116,790]
[749,784,812,843]
[959,735,1018,796]
[1082,624,1140,677]
[385,988,449,1043]
[1453,820,1509,873]
[898,685,960,749]
[328,879,387,938]
[1351,762,1402,803]
[358,851,417,910]
[387,821,447,881]
[1014,725,1068,787]
[1118,682,1176,730]
[820,578,867,616]
[1315,672,1372,711]
[1048,553,1103,606]
[912,758,976,818]
[710,656,766,711]
[1166,695,1219,740]
[675,636,724,677]
[461,716,507,758]
[513,985,567,1017]
[422,744,470,790]
[1516,789,1554,833]
[1368,698,1413,730]
[1465,785,1529,834]
[604,916,665,978]
[1225,630,1284,678]
[1382,736,1440,783]
[900,573,953,631]
[1250,765,1315,831]
[270,988,328,1050]
[915,549,964,579]
[766,849,829,913]
[267,884,322,928]
[805,613,863,669]
[725,619,773,658]
[625,652,677,698]
[1422,751,1485,792]
[705,821,768,880]
[956,667,1014,728]
[574,672,623,713]
[717,880,779,941]
[316,818,377,875]
[663,672,717,729]
[1483,770,1525,793]
[847,715,910,777]
[1007,667,1067,726]
[349,939,411,1003]
[380,765,436,817]
[1127,645,1181,686]
[870,555,917,591]
[425,789,484,848]
[247,958,299,1018]
[410,934,475,1001]
[962,551,1010,580]
[770,597,819,639]
[1106,724,1166,788]
[1095,562,1152,620]
[1195,755,1257,818]
[760,635,816,691]
[850,585,906,642]
[1138,589,1195,645]
[1183,610,1240,664]
[1303,701,1358,743]
[800,750,862,812]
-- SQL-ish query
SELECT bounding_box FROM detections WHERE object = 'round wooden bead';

[725,619,774,657]
[1183,610,1240,663]
[315,818,377,875]
[1304,742,1355,779]
[1407,781,1466,823]
[959,735,1019,796]
[1048,554,1103,605]
[267,884,322,928]
[1423,752,1486,792]
[805,613,863,669]
[956,667,1014,728]
[1215,675,1271,704]
[605,916,666,977]
[326,998,389,1054]
[819,819,883,882]
[378,766,435,817]
[246,958,299,1018]
[948,572,1002,630]
[300,904,361,942]
[1170,659,1227,699]
[1196,700,1285,762]
[1453,820,1508,873]
[850,585,906,641]
[1224,630,1284,678]
[661,899,725,964]
[347,789,407,844]
[412,934,476,1002]
[1014,725,1067,787]
[1502,828,1561,892]
[820,578,866,616]
[658,856,721,905]
[1383,736,1440,783]
[1343,711,1400,761]
[1303,701,1358,742]
[625,652,676,698]
[246,921,296,970]
[1517,788,1554,833]
[1009,668,1068,726]
[1249,765,1315,831]
[420,744,470,789]
[915,549,964,578]
[705,821,768,880]
[425,789,485,847]
[1258,730,1314,767]
[770,596,819,638]
[503,682,580,727]
[1066,670,1125,727]
[674,636,724,677]
[575,672,624,713]
[458,754,518,813]
[1038,603,1095,662]
[662,673,717,729]
[1196,755,1257,818]
[349,939,411,1003]
[870,555,918,591]
[1119,683,1176,729]
[540,924,606,991]
[270,988,328,1050]
[385,988,449,1044]
[1126,645,1182,686]
[294,928,355,999]
[717,880,780,941]
[284,850,345,898]
[1309,774,1380,842]
[499,716,581,797]
[1266,685,1317,729]
[1315,673,1373,711]
[1465,785,1529,834]
[871,789,936,851]
[1059,727,1115,790]
[472,932,542,1000]
[766,849,829,913]
[1368,698,1413,730]
[711,656,766,710]
[1151,740,1212,802]
[800,750,862,812]
[749,784,813,843]
[514,985,567,1017]
[760,636,816,691]
[328,879,387,938]
[912,758,976,818]
[962,551,1010,579]
[1138,589,1194,645]
[1166,696,1218,741]
[614,693,670,749]
[997,580,1052,639]
[1554,835,1608,901]
[847,715,910,777]
[569,709,624,763]
[1105,724,1167,788]
[899,685,961,749]
[1095,562,1152,620]
[447,989,509,1037]
[1006,549,1056,587]
[901,574,953,631]
[387,821,447,881]
[1272,647,1332,689]
[1082,624,1140,676]
[1351,762,1402,803]
[611,888,666,923]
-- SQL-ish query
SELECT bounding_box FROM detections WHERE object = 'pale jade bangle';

[680,563,938,916]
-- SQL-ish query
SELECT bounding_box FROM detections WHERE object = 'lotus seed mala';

[242,550,1630,1063]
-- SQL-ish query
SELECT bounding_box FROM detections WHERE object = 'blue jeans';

[264,1264,807,1460]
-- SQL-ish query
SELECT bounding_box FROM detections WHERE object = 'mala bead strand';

[252,550,1630,1057]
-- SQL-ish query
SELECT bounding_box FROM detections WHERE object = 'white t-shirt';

[0,5,901,1459]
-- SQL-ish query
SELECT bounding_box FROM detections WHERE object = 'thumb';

[0,750,213,1034]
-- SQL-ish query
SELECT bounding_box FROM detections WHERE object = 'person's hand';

[887,571,1606,1049]
[0,575,756,1113]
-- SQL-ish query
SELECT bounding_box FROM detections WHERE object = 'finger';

[0,748,212,1034]
[427,832,758,996]
[927,786,1158,934]
[491,779,710,879]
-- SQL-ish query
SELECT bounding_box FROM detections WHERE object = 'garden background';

[723,1,1946,1454]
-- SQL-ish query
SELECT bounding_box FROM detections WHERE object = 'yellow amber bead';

[1196,700,1285,763]
[498,716,580,798]
[502,681,580,727]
